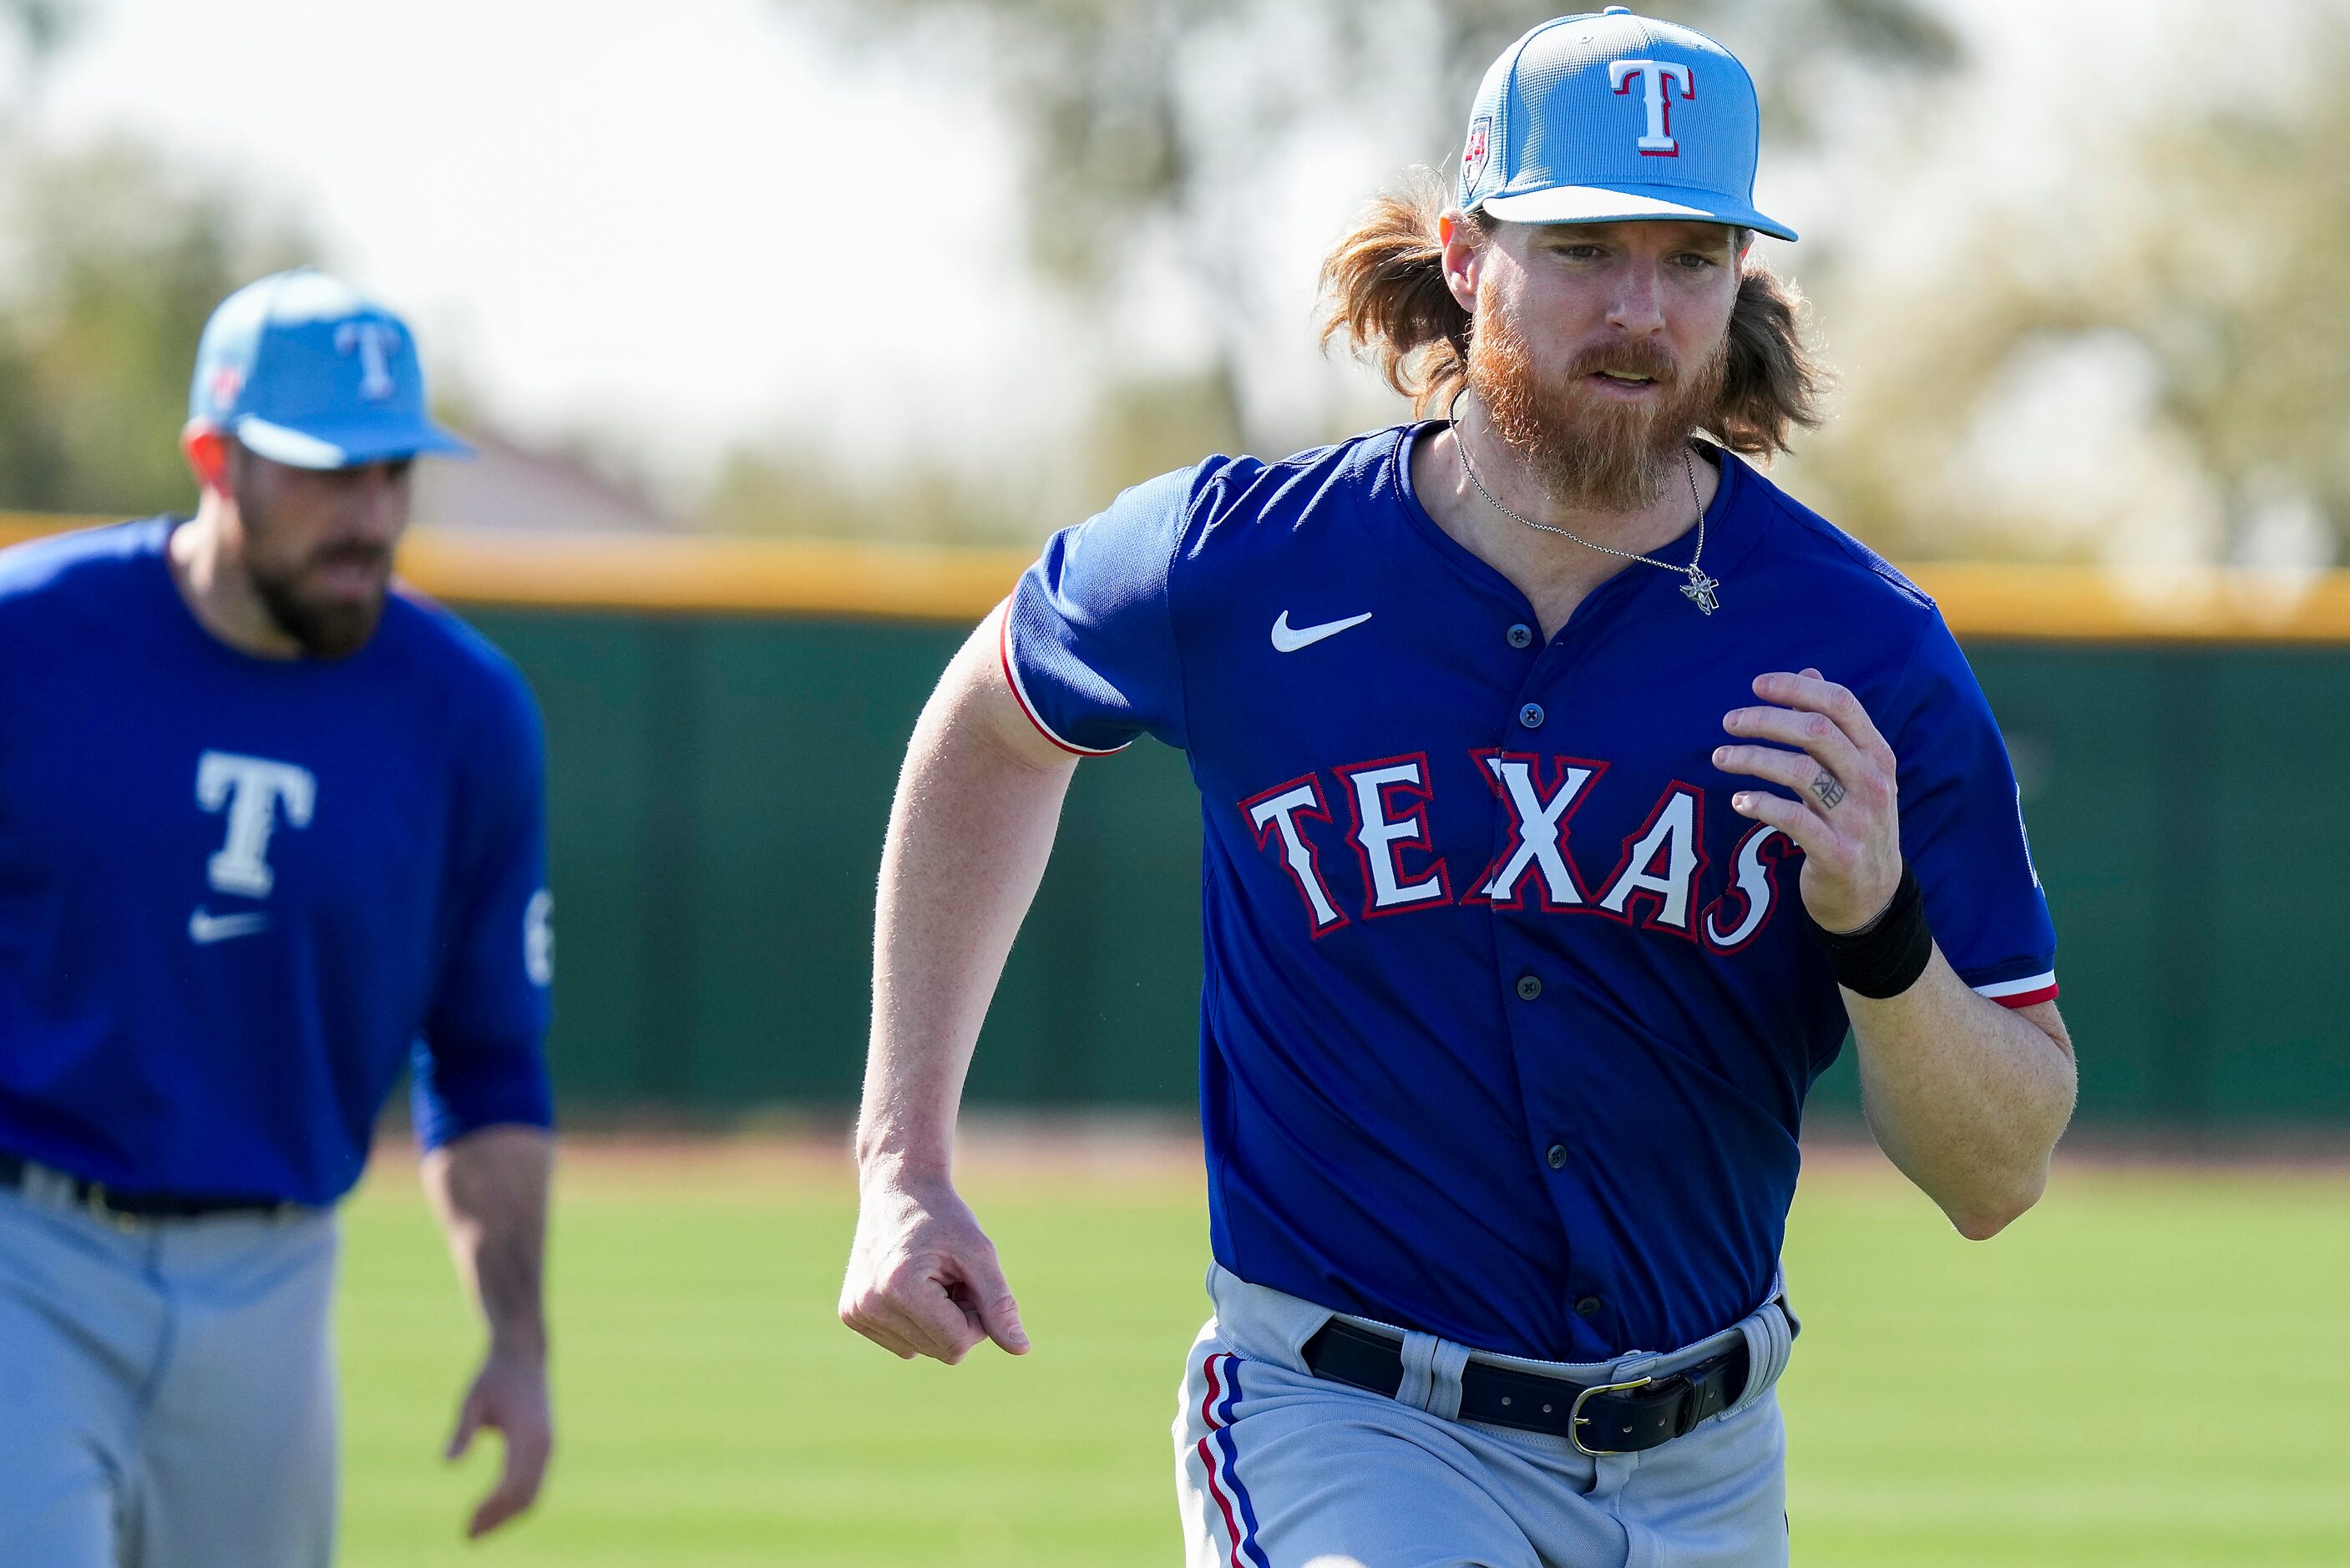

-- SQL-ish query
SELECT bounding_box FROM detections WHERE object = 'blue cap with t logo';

[189,269,473,470]
[1456,8,1796,241]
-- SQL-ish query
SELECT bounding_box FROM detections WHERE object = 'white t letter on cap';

[335,321,400,402]
[1608,58,1695,157]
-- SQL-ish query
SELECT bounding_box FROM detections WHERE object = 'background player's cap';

[188,269,472,470]
[1456,8,1797,242]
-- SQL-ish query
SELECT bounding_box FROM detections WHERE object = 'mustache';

[306,540,395,574]
[1565,340,1684,385]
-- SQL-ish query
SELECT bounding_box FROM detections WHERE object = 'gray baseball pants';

[0,1176,339,1568]
[1177,1264,1797,1568]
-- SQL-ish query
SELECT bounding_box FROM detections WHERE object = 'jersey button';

[1575,1295,1603,1319]
[1546,1142,1568,1170]
[1517,702,1545,730]
[1515,973,1542,1001]
[1507,623,1535,650]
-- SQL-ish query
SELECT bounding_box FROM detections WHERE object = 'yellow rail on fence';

[395,529,1034,620]
[3,511,2347,641]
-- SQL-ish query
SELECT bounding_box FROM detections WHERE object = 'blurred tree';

[0,3,321,518]
[818,0,1952,288]
[0,140,314,515]
[7,1,70,59]
[697,442,1030,544]
[797,0,1959,473]
[1800,3,2350,567]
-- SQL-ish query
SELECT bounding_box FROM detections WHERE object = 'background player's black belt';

[0,1151,294,1222]
[1303,1317,1749,1456]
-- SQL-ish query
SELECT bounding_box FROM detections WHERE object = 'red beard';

[1466,296,1728,513]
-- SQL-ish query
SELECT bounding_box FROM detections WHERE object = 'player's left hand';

[444,1347,554,1539]
[1715,669,1903,933]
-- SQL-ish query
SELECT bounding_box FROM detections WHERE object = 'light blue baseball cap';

[1456,8,1796,242]
[189,269,472,470]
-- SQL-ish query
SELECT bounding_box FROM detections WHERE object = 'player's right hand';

[839,1175,1030,1363]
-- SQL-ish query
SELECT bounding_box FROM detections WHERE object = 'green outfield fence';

[484,609,2350,1127]
[9,517,2347,1127]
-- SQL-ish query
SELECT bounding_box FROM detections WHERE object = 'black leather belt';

[0,1151,293,1222]
[1303,1317,1750,1456]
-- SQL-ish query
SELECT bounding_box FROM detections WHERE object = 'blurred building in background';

[413,432,676,535]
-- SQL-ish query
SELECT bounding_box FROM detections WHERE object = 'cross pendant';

[1681,569,1720,615]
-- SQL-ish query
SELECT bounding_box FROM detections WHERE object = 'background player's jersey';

[0,519,554,1206]
[1005,423,2058,1362]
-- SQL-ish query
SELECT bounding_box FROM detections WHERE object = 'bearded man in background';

[0,270,558,1565]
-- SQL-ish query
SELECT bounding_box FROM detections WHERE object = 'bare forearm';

[1714,670,2074,1240]
[839,609,1071,1364]
[422,1124,554,1359]
[858,609,1076,1182]
[1847,959,2074,1238]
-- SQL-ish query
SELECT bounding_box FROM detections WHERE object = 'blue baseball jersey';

[0,519,554,1206]
[1005,423,2057,1362]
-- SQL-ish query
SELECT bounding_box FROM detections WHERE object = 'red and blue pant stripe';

[1197,1351,1271,1568]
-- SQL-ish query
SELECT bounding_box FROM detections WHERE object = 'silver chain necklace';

[1452,411,1721,615]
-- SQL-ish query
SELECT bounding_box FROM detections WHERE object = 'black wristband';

[1808,864,1933,999]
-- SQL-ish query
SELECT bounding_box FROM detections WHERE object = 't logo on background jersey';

[335,321,400,401]
[196,751,316,898]
[1608,58,1694,156]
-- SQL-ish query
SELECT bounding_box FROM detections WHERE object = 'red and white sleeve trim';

[1972,971,2059,1009]
[997,606,1129,757]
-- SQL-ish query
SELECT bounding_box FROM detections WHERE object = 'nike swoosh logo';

[189,909,271,945]
[1271,609,1374,653]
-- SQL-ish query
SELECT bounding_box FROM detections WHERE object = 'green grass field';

[335,1143,2350,1566]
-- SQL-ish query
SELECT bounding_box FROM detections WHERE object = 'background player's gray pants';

[1177,1265,1797,1568]
[0,1179,338,1568]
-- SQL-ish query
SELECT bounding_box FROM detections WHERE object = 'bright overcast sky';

[23,0,2221,499]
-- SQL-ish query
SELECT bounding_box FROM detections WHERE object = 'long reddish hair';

[1318,172,1827,456]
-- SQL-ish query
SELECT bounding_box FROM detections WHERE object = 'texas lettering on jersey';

[1243,751,1798,952]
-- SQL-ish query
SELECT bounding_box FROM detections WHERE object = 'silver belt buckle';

[1568,1374,1653,1457]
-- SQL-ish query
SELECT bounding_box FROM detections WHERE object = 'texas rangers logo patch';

[1461,116,1492,195]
